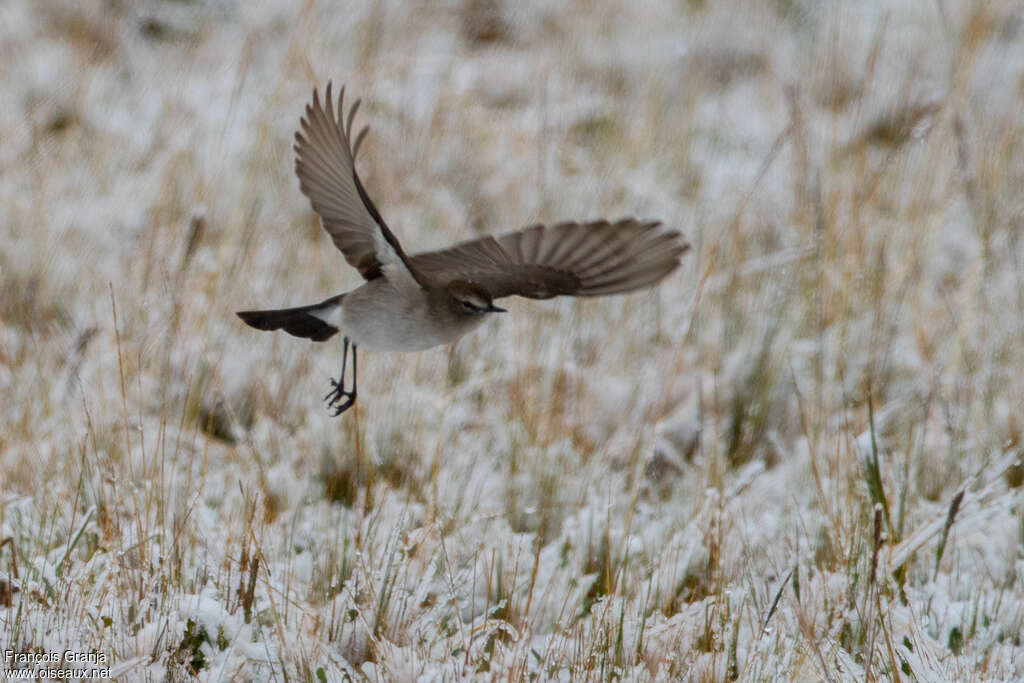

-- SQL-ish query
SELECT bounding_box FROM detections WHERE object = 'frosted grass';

[1,0,1022,679]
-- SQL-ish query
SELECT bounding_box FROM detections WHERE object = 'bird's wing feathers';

[409,218,689,299]
[294,83,423,289]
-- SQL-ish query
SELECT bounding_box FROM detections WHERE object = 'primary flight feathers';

[411,218,688,299]
[294,84,415,283]
[293,82,689,300]
[239,83,690,416]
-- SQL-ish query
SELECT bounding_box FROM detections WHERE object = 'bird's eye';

[461,301,474,310]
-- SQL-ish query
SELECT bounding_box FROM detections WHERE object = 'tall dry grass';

[1,0,1022,680]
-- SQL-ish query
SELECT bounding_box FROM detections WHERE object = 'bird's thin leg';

[324,337,357,416]
[324,337,348,401]
[351,344,358,399]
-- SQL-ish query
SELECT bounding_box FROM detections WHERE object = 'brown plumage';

[409,218,689,299]
[293,84,420,284]
[239,82,691,416]
[291,83,689,301]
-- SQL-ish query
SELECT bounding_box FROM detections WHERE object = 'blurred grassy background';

[1,0,1022,679]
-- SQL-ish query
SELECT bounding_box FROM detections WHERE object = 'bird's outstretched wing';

[409,218,689,299]
[294,83,423,289]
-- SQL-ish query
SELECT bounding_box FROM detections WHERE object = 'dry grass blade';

[2,0,1022,679]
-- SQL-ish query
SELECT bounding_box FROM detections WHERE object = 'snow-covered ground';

[2,0,1023,679]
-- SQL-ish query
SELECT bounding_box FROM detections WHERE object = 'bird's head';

[446,280,505,316]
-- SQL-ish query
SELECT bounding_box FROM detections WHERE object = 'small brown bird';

[238,84,689,415]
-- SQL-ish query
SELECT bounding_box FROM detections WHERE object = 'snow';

[2,0,1023,679]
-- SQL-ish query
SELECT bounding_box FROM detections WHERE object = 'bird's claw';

[324,377,356,416]
[323,378,342,401]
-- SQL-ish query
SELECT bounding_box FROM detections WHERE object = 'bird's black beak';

[486,304,506,313]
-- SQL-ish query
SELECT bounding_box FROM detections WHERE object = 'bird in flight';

[238,83,689,416]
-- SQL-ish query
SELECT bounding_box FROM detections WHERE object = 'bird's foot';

[324,378,356,416]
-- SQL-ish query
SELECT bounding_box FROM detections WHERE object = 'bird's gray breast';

[339,280,484,351]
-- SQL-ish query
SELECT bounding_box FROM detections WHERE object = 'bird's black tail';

[236,294,344,342]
